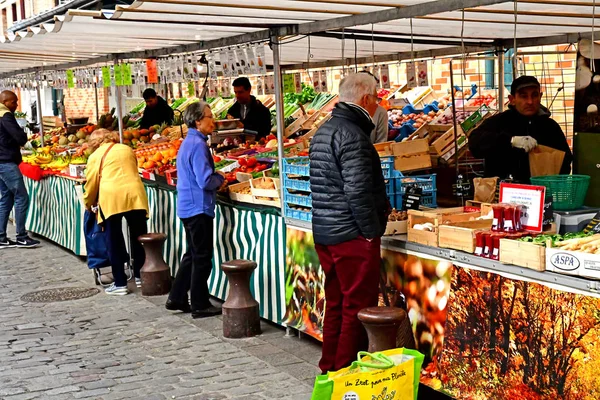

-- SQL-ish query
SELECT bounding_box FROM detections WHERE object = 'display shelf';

[382,237,600,296]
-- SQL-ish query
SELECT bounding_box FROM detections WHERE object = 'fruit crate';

[284,190,312,208]
[284,203,312,222]
[283,175,311,192]
[282,157,310,177]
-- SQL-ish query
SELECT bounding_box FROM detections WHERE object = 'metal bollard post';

[358,306,414,352]
[220,259,261,338]
[138,233,172,296]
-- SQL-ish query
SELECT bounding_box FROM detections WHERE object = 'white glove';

[511,136,538,152]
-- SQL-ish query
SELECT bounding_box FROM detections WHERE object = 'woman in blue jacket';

[166,101,226,318]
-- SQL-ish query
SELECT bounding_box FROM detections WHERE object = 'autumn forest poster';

[440,268,600,399]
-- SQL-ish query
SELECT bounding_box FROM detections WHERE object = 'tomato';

[246,157,257,168]
[238,158,248,167]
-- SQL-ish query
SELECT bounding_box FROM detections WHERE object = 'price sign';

[417,60,428,86]
[187,81,196,97]
[114,64,123,86]
[294,72,302,93]
[406,62,417,88]
[402,185,423,211]
[543,194,554,231]
[312,71,321,93]
[123,64,133,86]
[102,66,112,87]
[283,74,295,93]
[66,70,75,89]
[584,211,600,234]
[499,183,546,232]
[380,64,390,89]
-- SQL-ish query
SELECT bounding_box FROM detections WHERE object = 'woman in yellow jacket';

[83,129,149,296]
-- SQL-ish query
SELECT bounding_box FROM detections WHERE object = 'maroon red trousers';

[315,236,381,374]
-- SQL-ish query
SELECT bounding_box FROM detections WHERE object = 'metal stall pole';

[498,49,505,113]
[449,59,459,177]
[271,32,287,204]
[36,84,45,147]
[114,60,124,144]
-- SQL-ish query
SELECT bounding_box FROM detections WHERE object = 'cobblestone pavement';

[0,225,321,400]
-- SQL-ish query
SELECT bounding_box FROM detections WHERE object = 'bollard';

[220,259,261,338]
[138,233,172,296]
[358,306,413,352]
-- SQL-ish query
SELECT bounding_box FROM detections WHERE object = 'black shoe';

[15,237,40,248]
[0,239,16,249]
[192,305,222,319]
[165,299,191,313]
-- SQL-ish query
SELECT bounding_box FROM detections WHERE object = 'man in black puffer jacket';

[310,73,388,373]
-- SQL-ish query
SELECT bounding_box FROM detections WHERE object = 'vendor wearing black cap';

[469,75,573,183]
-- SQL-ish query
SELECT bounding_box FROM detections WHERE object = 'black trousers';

[103,210,148,287]
[169,213,214,310]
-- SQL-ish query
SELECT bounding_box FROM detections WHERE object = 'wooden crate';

[407,207,481,246]
[375,141,394,157]
[384,220,408,236]
[253,196,281,208]
[431,126,465,156]
[391,138,432,172]
[250,177,280,198]
[438,219,493,253]
[499,239,546,271]
[228,181,254,204]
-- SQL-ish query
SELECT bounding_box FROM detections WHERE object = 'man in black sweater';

[227,77,271,141]
[140,88,174,130]
[0,91,39,248]
[309,73,388,374]
[469,76,572,183]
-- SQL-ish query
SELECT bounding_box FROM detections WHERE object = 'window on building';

[19,0,25,19]
[1,8,7,32]
[11,3,17,23]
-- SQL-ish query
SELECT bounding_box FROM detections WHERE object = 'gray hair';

[338,73,377,103]
[183,100,211,128]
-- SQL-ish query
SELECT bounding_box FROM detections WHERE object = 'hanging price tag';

[114,64,124,86]
[294,72,302,93]
[187,81,196,97]
[256,76,264,96]
[255,44,267,74]
[380,64,390,89]
[417,60,428,87]
[123,64,133,86]
[319,70,328,92]
[312,71,321,93]
[406,62,417,88]
[102,66,112,87]
[265,75,275,95]
[222,78,231,97]
[208,79,218,98]
[246,46,258,75]
[66,70,75,89]
[283,74,295,93]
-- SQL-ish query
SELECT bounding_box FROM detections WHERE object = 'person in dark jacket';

[139,88,174,130]
[469,76,573,183]
[227,77,272,141]
[0,91,40,249]
[309,73,388,374]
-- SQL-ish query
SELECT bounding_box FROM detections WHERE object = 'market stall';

[4,0,600,398]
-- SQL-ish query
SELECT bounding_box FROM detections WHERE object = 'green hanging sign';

[283,74,295,94]
[123,64,133,86]
[102,66,111,88]
[66,70,75,89]
[114,64,124,86]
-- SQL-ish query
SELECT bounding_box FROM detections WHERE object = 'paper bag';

[473,177,498,203]
[529,145,565,177]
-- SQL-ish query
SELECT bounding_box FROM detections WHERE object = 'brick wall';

[64,88,109,123]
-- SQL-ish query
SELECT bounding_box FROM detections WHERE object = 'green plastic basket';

[530,175,591,211]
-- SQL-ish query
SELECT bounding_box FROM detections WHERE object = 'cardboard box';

[438,219,493,253]
[384,220,408,236]
[545,247,600,279]
[499,239,546,272]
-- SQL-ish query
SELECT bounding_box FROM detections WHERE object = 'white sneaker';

[105,283,129,296]
[135,278,142,288]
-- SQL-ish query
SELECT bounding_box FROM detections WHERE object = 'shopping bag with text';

[311,348,424,400]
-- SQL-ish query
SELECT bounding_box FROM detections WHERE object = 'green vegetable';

[170,98,187,110]
[130,101,146,114]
